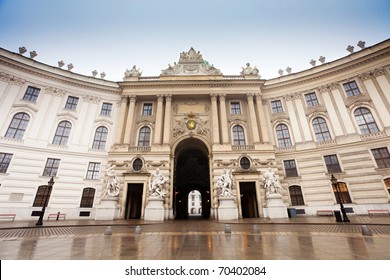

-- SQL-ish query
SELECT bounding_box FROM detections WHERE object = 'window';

[284,160,298,177]
[5,113,30,139]
[43,158,60,177]
[289,185,304,206]
[142,103,153,116]
[384,178,390,195]
[52,121,72,145]
[132,158,143,171]
[343,81,361,97]
[80,188,95,208]
[333,182,352,204]
[230,102,241,114]
[86,162,101,180]
[0,153,13,173]
[240,157,251,170]
[92,126,108,150]
[305,92,319,107]
[354,108,379,135]
[232,125,246,146]
[138,126,151,146]
[276,124,292,147]
[312,117,331,142]
[32,185,52,207]
[64,96,79,110]
[271,100,283,113]
[371,147,390,168]
[100,102,112,116]
[324,155,342,173]
[22,86,40,102]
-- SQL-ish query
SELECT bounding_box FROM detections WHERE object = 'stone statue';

[241,63,260,75]
[262,167,283,196]
[102,165,120,198]
[217,169,234,197]
[149,168,168,198]
[124,65,142,77]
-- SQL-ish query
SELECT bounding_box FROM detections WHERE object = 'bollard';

[56,212,60,221]
[361,225,373,236]
[135,226,141,234]
[224,224,231,234]
[104,226,112,235]
[253,225,259,233]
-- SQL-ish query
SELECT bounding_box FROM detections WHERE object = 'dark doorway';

[174,139,210,219]
[240,182,259,218]
[125,183,143,219]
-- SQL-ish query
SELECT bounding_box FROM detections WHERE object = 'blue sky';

[1,0,390,80]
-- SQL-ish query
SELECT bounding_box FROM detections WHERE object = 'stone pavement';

[1,215,390,260]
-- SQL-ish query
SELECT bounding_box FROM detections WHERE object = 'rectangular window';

[43,158,60,177]
[100,102,112,116]
[324,155,342,173]
[86,162,101,180]
[0,153,13,173]
[284,160,298,177]
[305,92,319,107]
[230,102,241,114]
[142,103,153,115]
[343,81,361,97]
[65,96,79,110]
[271,100,283,113]
[372,147,390,168]
[22,86,40,102]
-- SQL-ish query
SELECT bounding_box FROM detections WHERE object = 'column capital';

[219,93,226,101]
[246,93,255,101]
[129,95,137,103]
[156,94,164,102]
[210,93,218,101]
[165,94,173,102]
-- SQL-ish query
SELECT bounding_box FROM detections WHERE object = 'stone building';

[1,39,390,221]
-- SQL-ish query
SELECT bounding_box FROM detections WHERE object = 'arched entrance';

[173,138,210,219]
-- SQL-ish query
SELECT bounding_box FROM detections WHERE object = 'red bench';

[368,210,390,216]
[0,214,16,221]
[47,213,66,220]
[317,210,333,216]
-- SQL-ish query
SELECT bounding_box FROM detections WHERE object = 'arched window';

[332,182,352,204]
[92,126,108,150]
[275,124,292,147]
[5,113,30,139]
[52,121,72,145]
[312,117,331,142]
[32,185,52,207]
[384,178,390,195]
[354,108,379,135]
[80,188,95,208]
[289,185,304,206]
[232,125,245,145]
[138,126,151,146]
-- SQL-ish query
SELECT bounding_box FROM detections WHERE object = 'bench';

[47,213,66,220]
[317,210,334,216]
[0,214,16,221]
[368,210,390,216]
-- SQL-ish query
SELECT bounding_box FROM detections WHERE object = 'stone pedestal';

[218,196,238,220]
[263,193,288,219]
[144,196,165,221]
[95,197,118,220]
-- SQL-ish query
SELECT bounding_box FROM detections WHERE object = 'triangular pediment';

[161,48,222,76]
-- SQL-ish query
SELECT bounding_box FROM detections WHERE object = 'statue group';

[262,167,283,196]
[216,169,234,197]
[101,165,120,198]
[149,168,168,198]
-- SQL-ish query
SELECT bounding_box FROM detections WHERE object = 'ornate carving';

[82,94,101,103]
[173,115,210,138]
[45,87,66,97]
[145,160,169,168]
[215,159,236,167]
[372,67,385,77]
[0,72,26,85]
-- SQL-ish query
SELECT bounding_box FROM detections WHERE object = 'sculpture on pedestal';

[216,169,234,197]
[262,167,283,196]
[101,165,120,198]
[149,168,168,198]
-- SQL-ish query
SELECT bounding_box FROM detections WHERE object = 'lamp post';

[330,174,350,223]
[36,177,55,226]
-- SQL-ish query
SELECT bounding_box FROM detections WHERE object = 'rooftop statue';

[241,63,260,76]
[124,65,142,77]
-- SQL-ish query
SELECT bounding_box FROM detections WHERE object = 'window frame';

[86,162,101,180]
[0,153,13,173]
[312,117,332,142]
[100,102,113,116]
[289,185,305,206]
[343,81,361,97]
[42,158,60,177]
[232,125,246,146]
[92,126,108,150]
[304,92,319,107]
[142,103,153,116]
[371,147,390,169]
[271,100,283,113]
[52,121,72,146]
[230,101,241,115]
[354,107,379,135]
[64,96,79,110]
[283,159,299,177]
[80,187,96,208]
[324,154,342,173]
[332,182,352,204]
[32,185,52,207]
[275,123,292,147]
[138,126,151,146]
[5,112,30,140]
[22,86,40,102]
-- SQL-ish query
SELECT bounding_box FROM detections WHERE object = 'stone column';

[211,94,220,144]
[219,93,229,144]
[247,93,260,144]
[123,95,136,145]
[115,96,128,144]
[255,95,270,143]
[153,94,164,145]
[163,94,172,145]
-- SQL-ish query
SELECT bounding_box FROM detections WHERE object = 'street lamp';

[36,177,55,226]
[330,174,350,223]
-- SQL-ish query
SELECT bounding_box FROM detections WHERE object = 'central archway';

[173,138,210,219]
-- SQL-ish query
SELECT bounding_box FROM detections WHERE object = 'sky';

[0,0,390,81]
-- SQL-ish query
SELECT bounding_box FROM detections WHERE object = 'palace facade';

[1,39,390,221]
